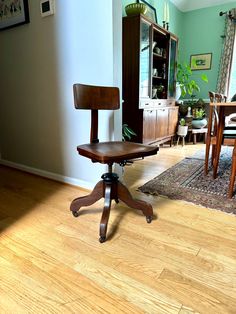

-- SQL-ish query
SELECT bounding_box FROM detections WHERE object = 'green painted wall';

[181,3,236,99]
[122,1,236,99]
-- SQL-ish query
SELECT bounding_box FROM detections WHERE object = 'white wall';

[0,0,122,189]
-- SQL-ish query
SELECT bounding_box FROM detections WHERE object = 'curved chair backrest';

[73,84,120,110]
[209,91,226,103]
[208,91,228,136]
[209,91,235,117]
[73,83,120,143]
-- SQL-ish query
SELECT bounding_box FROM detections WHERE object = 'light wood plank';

[158,269,236,314]
[0,144,236,313]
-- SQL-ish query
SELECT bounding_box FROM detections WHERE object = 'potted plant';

[193,108,205,119]
[192,108,207,129]
[177,118,188,137]
[176,62,208,99]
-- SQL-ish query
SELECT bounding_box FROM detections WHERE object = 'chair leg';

[70,180,104,217]
[213,144,223,179]
[117,181,153,223]
[205,137,211,175]
[228,142,236,198]
[99,183,112,243]
[213,106,225,179]
[70,172,154,243]
[205,106,213,175]
[211,145,216,166]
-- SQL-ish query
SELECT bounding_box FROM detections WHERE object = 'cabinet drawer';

[139,99,176,109]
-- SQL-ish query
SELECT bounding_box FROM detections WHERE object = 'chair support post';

[91,110,99,143]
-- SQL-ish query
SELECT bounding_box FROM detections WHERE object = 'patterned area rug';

[139,147,236,214]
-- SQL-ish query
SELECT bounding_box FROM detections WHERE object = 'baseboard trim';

[0,159,94,190]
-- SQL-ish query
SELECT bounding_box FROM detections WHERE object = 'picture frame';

[0,0,30,31]
[190,53,212,71]
[137,0,157,24]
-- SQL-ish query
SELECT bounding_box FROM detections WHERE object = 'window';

[228,33,236,100]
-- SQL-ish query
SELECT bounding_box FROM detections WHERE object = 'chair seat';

[77,141,159,164]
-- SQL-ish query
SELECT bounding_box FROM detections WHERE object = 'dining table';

[210,101,236,180]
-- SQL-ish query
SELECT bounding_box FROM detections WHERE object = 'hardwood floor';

[0,144,236,313]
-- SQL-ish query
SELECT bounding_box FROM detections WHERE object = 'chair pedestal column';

[70,172,153,243]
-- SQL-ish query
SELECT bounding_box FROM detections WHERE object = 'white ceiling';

[170,0,236,12]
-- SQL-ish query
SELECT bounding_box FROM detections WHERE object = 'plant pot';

[125,3,147,16]
[191,118,207,129]
[177,125,188,136]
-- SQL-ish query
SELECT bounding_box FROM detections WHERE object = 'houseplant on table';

[191,108,207,129]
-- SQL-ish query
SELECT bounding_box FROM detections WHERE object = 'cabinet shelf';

[152,76,167,80]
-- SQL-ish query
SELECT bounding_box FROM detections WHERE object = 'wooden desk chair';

[205,91,236,177]
[229,139,236,198]
[70,84,159,242]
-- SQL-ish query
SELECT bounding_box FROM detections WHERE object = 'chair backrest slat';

[208,91,226,135]
[73,84,120,143]
[73,84,120,110]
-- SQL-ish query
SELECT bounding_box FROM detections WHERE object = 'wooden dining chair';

[229,139,236,198]
[205,91,236,177]
[70,84,159,242]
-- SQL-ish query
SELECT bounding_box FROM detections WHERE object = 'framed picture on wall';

[137,0,157,24]
[190,53,212,70]
[0,0,30,31]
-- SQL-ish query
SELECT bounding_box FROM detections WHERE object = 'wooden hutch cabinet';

[122,14,179,144]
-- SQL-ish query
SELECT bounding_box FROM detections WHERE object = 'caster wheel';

[99,236,106,243]
[146,216,152,223]
[72,211,79,217]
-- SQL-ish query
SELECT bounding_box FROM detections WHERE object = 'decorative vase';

[125,3,147,16]
[191,118,207,129]
[176,83,182,100]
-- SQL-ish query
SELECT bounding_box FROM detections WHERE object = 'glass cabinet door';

[140,20,151,98]
[168,36,178,98]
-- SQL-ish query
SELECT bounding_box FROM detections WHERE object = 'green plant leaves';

[177,62,208,98]
[122,124,137,141]
[201,74,208,82]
